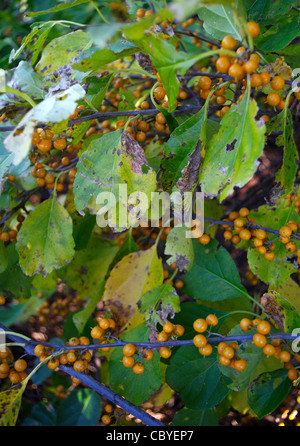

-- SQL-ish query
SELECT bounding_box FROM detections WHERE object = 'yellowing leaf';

[102,245,163,329]
[271,277,300,316]
[0,386,24,426]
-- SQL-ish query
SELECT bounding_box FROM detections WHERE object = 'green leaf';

[16,197,75,277]
[248,368,292,419]
[0,240,8,273]
[199,92,266,202]
[255,12,300,52]
[0,134,14,188]
[272,109,298,196]
[0,304,25,327]
[9,21,56,63]
[72,41,139,72]
[109,323,162,405]
[73,130,157,229]
[247,200,299,286]
[4,83,85,165]
[36,30,93,76]
[166,346,231,410]
[172,407,219,426]
[0,243,32,298]
[56,388,101,426]
[198,5,243,40]
[183,239,250,302]
[26,0,90,17]
[164,226,194,272]
[61,236,118,299]
[72,213,96,251]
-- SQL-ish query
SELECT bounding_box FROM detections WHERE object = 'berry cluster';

[193,314,218,357]
[34,336,92,374]
[0,348,28,384]
[240,318,299,380]
[90,316,116,351]
[222,207,300,262]
[217,341,247,371]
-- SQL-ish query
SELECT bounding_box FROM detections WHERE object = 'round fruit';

[253,333,267,348]
[240,318,252,332]
[132,362,145,375]
[198,343,213,356]
[193,318,208,333]
[221,35,237,51]
[206,314,218,326]
[123,343,136,357]
[193,334,207,348]
[159,347,172,359]
[14,359,27,372]
[246,21,260,38]
[256,320,271,335]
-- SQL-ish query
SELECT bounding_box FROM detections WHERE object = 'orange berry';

[122,343,136,357]
[267,93,281,107]
[173,324,185,337]
[14,359,27,372]
[193,334,207,348]
[234,358,247,371]
[122,356,135,368]
[244,59,258,74]
[198,343,213,356]
[216,57,231,73]
[263,344,275,357]
[206,314,218,326]
[240,318,252,332]
[270,76,285,91]
[132,362,144,375]
[253,333,267,348]
[159,346,172,359]
[163,322,174,334]
[223,346,235,359]
[228,64,245,81]
[53,138,67,151]
[260,72,271,85]
[193,318,208,333]
[219,355,231,366]
[279,350,291,363]
[256,320,271,335]
[37,139,52,152]
[288,368,298,380]
[221,35,237,51]
[198,76,212,90]
[246,21,260,38]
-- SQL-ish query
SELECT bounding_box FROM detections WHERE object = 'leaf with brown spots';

[199,86,266,202]
[0,386,24,426]
[73,130,157,229]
